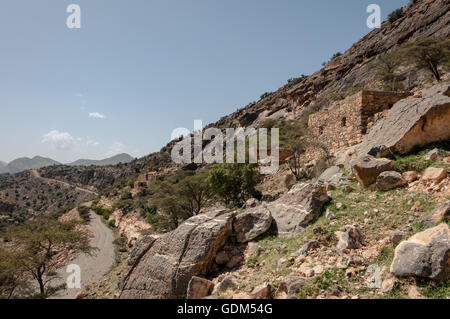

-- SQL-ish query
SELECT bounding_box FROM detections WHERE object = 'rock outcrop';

[391,223,449,281]
[353,83,450,159]
[233,206,273,243]
[266,182,330,236]
[120,208,234,299]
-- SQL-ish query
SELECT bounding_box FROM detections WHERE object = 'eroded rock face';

[352,156,394,187]
[266,182,330,236]
[391,223,449,281]
[233,206,273,243]
[354,83,450,158]
[120,208,234,299]
[376,171,406,191]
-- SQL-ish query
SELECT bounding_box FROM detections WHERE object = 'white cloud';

[106,141,125,157]
[42,130,77,151]
[89,112,105,119]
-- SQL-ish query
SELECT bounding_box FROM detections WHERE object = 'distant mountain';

[0,161,8,174]
[7,156,61,174]
[67,153,134,166]
[0,153,134,174]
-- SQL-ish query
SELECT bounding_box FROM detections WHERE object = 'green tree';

[4,217,94,298]
[207,163,260,208]
[0,248,29,299]
[369,52,403,91]
[400,38,450,82]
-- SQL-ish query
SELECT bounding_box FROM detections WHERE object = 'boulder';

[353,83,450,159]
[120,208,234,299]
[391,223,449,281]
[376,171,406,191]
[402,171,418,183]
[250,283,271,299]
[421,167,447,183]
[266,182,330,236]
[296,240,320,257]
[186,277,214,299]
[391,230,404,246]
[352,156,394,187]
[215,250,230,265]
[336,226,364,250]
[233,206,273,243]
[317,166,341,183]
[215,276,238,293]
[423,148,442,161]
[421,202,450,228]
[276,276,307,298]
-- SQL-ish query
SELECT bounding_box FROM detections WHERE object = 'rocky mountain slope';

[66,153,134,167]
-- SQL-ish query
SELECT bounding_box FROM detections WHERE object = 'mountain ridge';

[0,153,134,174]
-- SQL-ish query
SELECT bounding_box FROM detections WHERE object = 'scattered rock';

[243,198,259,209]
[391,230,404,246]
[423,148,441,161]
[336,202,344,210]
[391,223,449,281]
[421,201,450,228]
[233,206,273,243]
[297,240,320,257]
[352,156,394,187]
[215,250,230,265]
[277,258,287,269]
[336,226,364,250]
[276,276,307,298]
[408,285,425,299]
[381,273,396,293]
[376,171,406,191]
[250,283,271,299]
[187,277,214,299]
[421,167,447,183]
[216,276,238,293]
[365,264,382,289]
[402,171,418,183]
[226,255,243,269]
[325,209,336,220]
[318,166,341,183]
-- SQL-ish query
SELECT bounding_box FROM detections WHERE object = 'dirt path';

[50,210,116,299]
[30,169,98,196]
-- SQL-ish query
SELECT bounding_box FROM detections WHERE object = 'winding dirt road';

[51,210,116,299]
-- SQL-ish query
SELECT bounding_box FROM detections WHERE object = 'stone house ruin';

[308,90,410,155]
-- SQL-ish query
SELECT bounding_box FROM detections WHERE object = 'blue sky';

[0,0,408,163]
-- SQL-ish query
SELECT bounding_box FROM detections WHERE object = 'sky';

[0,0,409,163]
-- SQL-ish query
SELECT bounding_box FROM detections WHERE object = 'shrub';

[388,8,405,23]
[77,206,91,222]
[207,163,260,207]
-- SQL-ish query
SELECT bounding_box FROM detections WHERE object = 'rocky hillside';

[67,153,134,167]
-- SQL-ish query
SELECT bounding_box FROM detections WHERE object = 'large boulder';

[376,171,406,191]
[120,208,234,299]
[233,206,273,243]
[421,202,450,228]
[391,223,449,281]
[352,156,394,187]
[266,182,330,236]
[354,83,450,158]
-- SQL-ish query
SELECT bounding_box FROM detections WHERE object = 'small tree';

[4,217,94,298]
[207,163,260,208]
[0,248,29,299]
[400,38,450,82]
[369,52,403,91]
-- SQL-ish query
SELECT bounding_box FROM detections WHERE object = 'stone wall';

[308,90,410,155]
